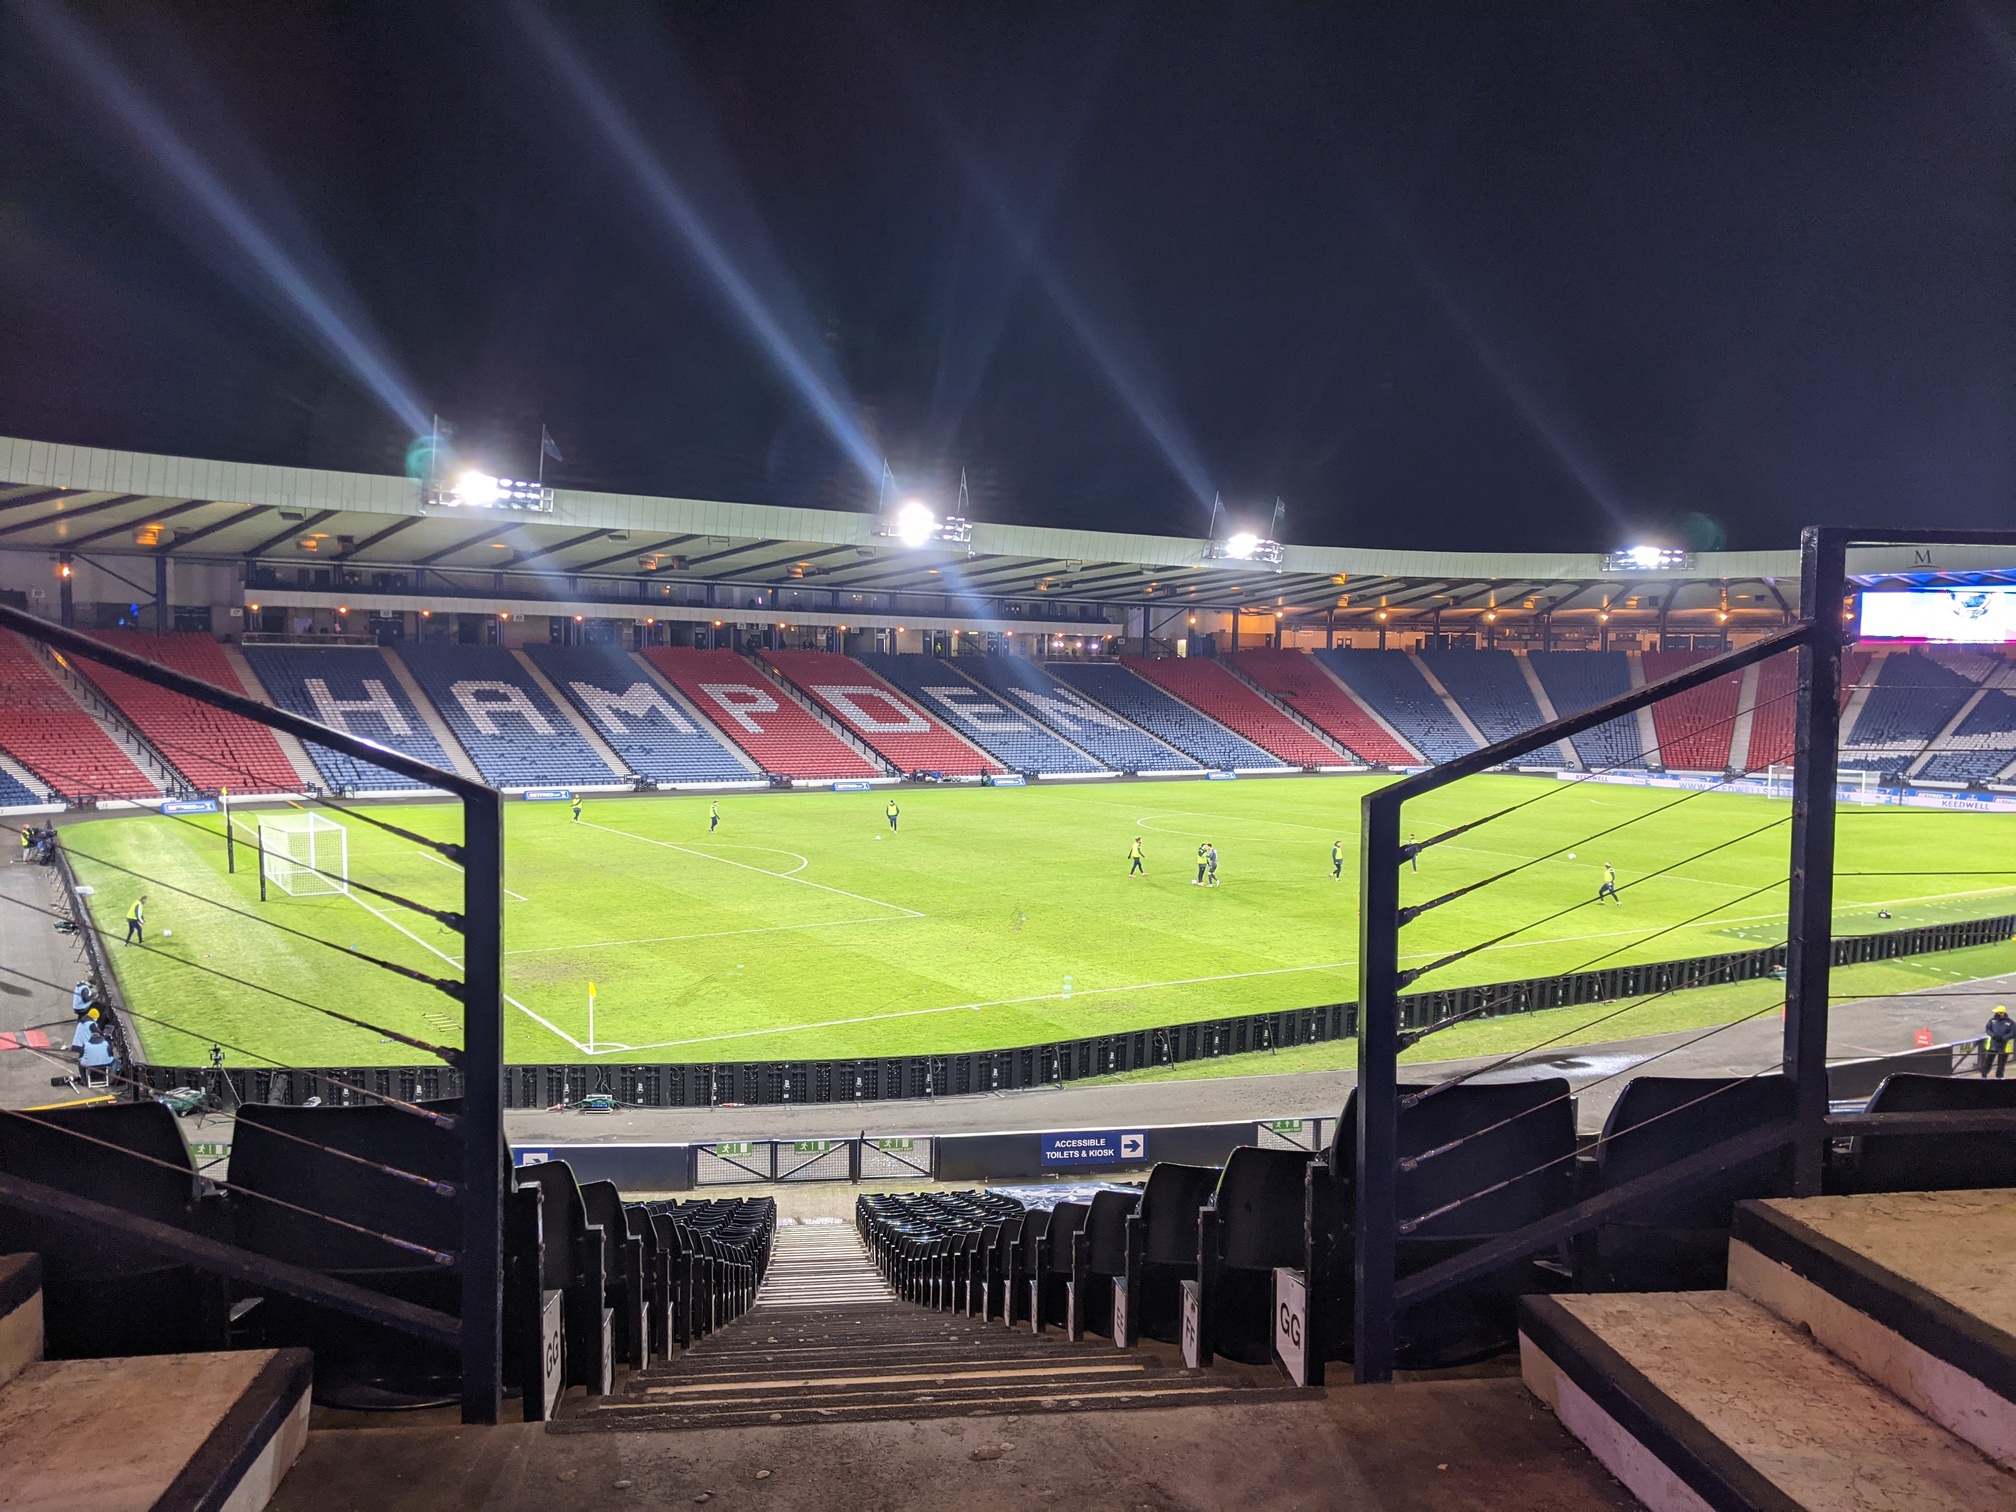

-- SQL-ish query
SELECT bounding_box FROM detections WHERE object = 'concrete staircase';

[561,1222,1311,1432]
[0,1252,311,1511]
[1521,1190,2016,1509]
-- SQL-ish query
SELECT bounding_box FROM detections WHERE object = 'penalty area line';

[338,888,590,1056]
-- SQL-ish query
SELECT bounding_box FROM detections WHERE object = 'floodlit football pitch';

[63,775,2016,1069]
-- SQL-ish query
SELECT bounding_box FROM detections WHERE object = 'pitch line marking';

[339,889,590,1055]
[577,819,922,918]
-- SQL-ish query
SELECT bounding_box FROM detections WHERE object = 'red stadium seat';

[1641,650,1739,772]
[71,632,304,794]
[637,649,879,780]
[758,651,999,776]
[0,632,156,800]
[1121,655,1339,766]
[1232,650,1415,764]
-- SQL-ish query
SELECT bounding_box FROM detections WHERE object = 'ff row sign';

[1040,1130,1147,1166]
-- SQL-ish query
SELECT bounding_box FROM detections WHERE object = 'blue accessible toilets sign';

[1039,1130,1147,1166]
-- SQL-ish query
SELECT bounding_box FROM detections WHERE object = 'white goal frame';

[257,812,349,897]
[1766,764,1879,803]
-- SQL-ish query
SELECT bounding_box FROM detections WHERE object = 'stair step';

[1521,1291,2015,1511]
[558,1380,1319,1433]
[0,1346,312,1512]
[1730,1191,2016,1471]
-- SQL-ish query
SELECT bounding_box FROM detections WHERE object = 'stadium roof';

[2,433,2010,630]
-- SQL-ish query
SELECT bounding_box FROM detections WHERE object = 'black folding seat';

[1838,1072,2016,1193]
[1008,1208,1050,1327]
[502,1180,563,1421]
[226,1100,461,1406]
[1313,1078,1576,1371]
[1119,1162,1217,1347]
[1195,1149,1310,1364]
[984,1214,1024,1323]
[579,1181,647,1369]
[1578,1074,1797,1290]
[627,1205,671,1360]
[516,1161,612,1392]
[0,1101,226,1358]
[1069,1188,1140,1341]
[1030,1201,1088,1334]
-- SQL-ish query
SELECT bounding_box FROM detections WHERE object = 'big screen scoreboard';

[1860,587,2016,643]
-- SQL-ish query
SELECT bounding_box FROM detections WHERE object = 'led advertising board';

[1859,588,2016,644]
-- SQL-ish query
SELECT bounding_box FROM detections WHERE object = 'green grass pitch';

[62,775,2016,1070]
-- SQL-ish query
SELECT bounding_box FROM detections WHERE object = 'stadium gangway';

[1350,525,2016,1384]
[0,604,510,1425]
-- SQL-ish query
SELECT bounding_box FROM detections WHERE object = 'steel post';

[459,787,508,1423]
[1353,787,1402,1382]
[1784,527,1845,1195]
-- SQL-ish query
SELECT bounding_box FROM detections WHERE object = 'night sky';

[2,2,2010,553]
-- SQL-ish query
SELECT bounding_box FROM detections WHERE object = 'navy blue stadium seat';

[954,656,1198,771]
[1316,651,1477,764]
[0,765,45,805]
[1314,1079,1576,1370]
[243,645,455,791]
[857,655,1107,774]
[1528,652,1645,769]
[522,644,756,784]
[1917,683,2016,782]
[1846,652,1981,781]
[1577,1074,1796,1291]
[1045,661,1275,769]
[1417,650,1558,761]
[395,645,618,787]
[1837,1072,2016,1194]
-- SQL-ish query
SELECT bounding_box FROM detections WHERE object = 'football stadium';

[3,8,2013,1509]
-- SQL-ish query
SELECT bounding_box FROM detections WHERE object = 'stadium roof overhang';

[4,434,2012,632]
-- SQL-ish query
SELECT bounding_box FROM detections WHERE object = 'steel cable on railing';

[1401,861,1794,1081]
[52,698,470,862]
[59,841,464,999]
[0,956,461,1128]
[1399,812,1794,994]
[1405,670,1829,870]
[0,888,461,1065]
[1397,996,1792,1175]
[1396,1064,1790,1235]
[144,800,467,930]
[15,1035,457,1197]
[0,1103,456,1264]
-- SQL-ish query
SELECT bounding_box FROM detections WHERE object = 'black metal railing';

[0,607,509,1426]
[124,905,2016,1111]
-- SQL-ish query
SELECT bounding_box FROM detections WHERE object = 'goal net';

[1766,764,1879,803]
[257,813,348,897]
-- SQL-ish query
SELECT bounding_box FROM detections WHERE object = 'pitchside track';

[62,775,2016,1069]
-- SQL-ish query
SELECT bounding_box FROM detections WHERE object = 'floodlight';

[1226,532,1260,560]
[895,500,936,547]
[456,470,501,507]
[1602,545,1692,572]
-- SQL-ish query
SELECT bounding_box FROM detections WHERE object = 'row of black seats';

[857,1069,2016,1378]
[515,1163,773,1405]
[0,1097,772,1414]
